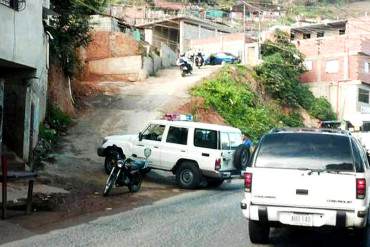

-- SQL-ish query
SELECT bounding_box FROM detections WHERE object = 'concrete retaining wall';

[153,54,162,73]
[88,56,142,75]
[143,56,154,76]
[160,43,177,68]
[87,54,164,81]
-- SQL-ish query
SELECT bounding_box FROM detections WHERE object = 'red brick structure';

[290,17,370,129]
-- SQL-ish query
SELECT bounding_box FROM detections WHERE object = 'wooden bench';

[1,157,37,219]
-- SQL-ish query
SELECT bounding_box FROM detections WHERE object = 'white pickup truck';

[241,129,370,244]
[98,120,248,189]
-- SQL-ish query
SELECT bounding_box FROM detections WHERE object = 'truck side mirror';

[139,132,143,141]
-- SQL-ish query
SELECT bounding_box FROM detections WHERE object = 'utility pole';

[258,10,261,61]
[243,4,246,64]
[241,0,263,63]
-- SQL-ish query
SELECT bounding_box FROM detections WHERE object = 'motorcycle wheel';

[103,168,117,196]
[128,174,143,193]
[181,71,186,77]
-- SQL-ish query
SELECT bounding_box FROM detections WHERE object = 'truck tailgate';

[250,168,357,211]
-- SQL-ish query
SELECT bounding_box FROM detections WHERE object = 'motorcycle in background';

[195,53,204,69]
[180,62,192,77]
[103,148,151,196]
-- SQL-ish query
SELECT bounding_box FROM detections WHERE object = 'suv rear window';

[194,129,217,149]
[255,133,354,171]
[166,126,188,145]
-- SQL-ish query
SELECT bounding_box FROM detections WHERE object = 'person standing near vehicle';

[243,134,253,150]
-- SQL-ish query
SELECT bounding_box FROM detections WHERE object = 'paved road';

[3,180,369,247]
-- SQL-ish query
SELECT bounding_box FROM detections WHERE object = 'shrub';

[39,124,58,144]
[46,105,72,132]
[309,97,337,120]
[192,66,284,141]
[258,30,337,120]
[280,111,304,127]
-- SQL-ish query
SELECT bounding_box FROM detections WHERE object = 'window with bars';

[359,89,370,104]
[0,0,19,10]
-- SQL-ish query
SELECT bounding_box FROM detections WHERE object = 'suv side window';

[194,128,218,149]
[354,138,369,169]
[220,132,230,150]
[142,124,166,142]
[351,138,365,172]
[166,126,188,145]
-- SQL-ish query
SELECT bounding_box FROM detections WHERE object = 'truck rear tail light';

[244,172,252,192]
[215,158,221,171]
[356,178,366,199]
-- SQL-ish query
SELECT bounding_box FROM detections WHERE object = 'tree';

[256,30,336,120]
[257,30,306,106]
[47,0,108,77]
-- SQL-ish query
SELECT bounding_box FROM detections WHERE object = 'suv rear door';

[249,133,358,211]
[160,125,190,170]
[192,128,222,171]
[220,132,242,171]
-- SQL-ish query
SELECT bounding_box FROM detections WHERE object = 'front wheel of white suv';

[176,162,201,189]
[249,220,270,244]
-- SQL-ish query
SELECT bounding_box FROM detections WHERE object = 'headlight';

[102,138,108,145]
[117,160,124,168]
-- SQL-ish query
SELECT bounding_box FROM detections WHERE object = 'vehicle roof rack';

[269,127,351,135]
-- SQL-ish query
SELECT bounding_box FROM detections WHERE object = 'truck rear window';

[255,133,354,171]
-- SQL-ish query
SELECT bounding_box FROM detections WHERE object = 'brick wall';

[296,34,370,84]
[84,31,142,61]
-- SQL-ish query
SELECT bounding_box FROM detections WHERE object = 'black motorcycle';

[180,62,192,77]
[195,54,204,69]
[103,148,151,196]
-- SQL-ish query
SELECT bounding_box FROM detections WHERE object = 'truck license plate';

[290,214,313,227]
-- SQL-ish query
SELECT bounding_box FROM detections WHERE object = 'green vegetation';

[46,105,73,132]
[257,30,336,120]
[192,65,303,141]
[39,105,72,144]
[47,0,108,77]
[192,30,336,141]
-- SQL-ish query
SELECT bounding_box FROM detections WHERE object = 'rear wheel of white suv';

[176,162,201,189]
[249,220,270,244]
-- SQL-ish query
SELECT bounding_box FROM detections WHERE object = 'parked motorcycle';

[180,62,192,77]
[103,148,151,196]
[195,53,204,69]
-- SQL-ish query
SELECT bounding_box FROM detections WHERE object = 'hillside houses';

[291,18,370,129]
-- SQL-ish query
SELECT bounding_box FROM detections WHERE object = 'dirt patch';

[177,97,225,125]
[84,31,142,61]
[72,80,120,102]
[301,108,320,128]
[5,173,184,235]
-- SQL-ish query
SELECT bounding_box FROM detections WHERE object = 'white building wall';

[0,1,49,160]
[309,81,370,128]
